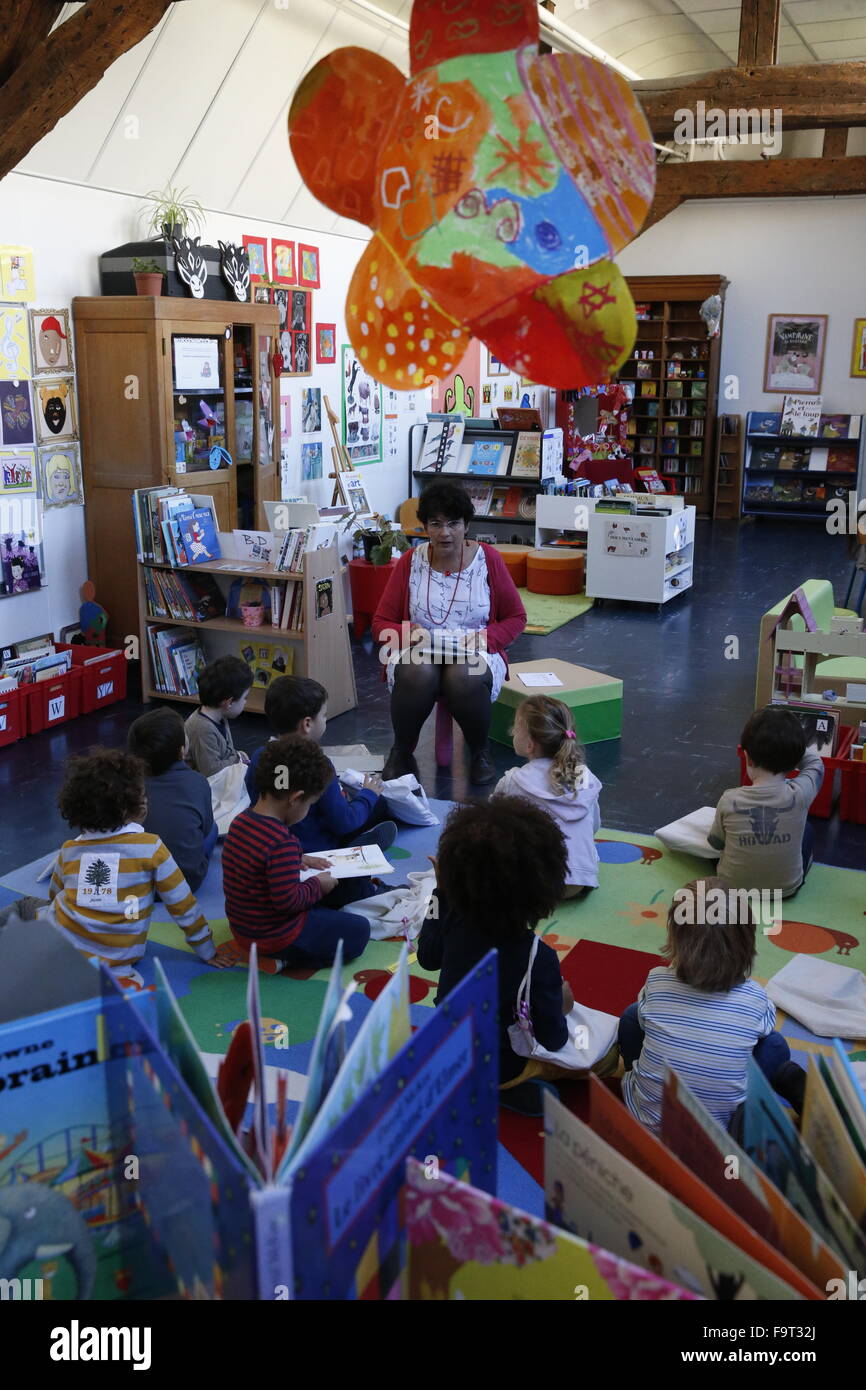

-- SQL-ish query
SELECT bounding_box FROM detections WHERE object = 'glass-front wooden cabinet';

[74,296,280,647]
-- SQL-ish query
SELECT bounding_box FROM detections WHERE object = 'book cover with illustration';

[509,431,541,478]
[750,447,782,470]
[780,394,822,438]
[463,438,509,476]
[660,1068,846,1295]
[828,447,856,472]
[404,1159,697,1302]
[544,1093,803,1300]
[747,412,782,435]
[177,508,220,565]
[801,1057,866,1233]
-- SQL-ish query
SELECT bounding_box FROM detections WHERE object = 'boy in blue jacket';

[245,675,397,906]
[128,708,217,893]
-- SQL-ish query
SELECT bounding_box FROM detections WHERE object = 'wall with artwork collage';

[620,194,866,417]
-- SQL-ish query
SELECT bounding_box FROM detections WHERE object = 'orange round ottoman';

[495,544,528,589]
[526,548,585,596]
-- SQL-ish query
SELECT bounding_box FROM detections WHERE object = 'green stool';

[491,658,623,747]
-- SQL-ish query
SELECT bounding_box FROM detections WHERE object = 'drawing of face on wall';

[41,317,68,371]
[36,378,77,443]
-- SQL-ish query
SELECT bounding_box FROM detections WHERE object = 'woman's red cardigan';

[370,543,527,675]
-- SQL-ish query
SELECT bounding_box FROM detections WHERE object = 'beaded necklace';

[425,541,468,627]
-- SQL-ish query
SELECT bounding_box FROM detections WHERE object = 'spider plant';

[140,185,206,241]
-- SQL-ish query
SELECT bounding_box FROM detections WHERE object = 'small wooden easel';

[324,394,355,506]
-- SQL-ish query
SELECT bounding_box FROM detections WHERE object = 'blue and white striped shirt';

[621,967,775,1133]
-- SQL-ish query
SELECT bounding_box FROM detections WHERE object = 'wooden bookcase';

[137,544,357,718]
[714,414,744,520]
[74,296,281,650]
[620,275,728,517]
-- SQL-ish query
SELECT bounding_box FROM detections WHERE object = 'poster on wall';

[38,443,83,508]
[0,246,35,302]
[301,442,323,480]
[0,495,44,596]
[0,306,32,380]
[764,314,827,394]
[341,345,382,465]
[0,380,35,445]
[0,448,37,495]
[29,309,73,375]
[850,318,866,379]
[430,339,480,417]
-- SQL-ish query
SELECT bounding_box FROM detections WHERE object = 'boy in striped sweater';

[223,735,370,968]
[45,748,218,989]
[619,878,806,1135]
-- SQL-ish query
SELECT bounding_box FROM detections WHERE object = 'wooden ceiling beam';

[636,62,866,138]
[0,0,173,182]
[737,0,780,67]
[0,1,65,87]
[651,154,866,202]
[822,127,849,158]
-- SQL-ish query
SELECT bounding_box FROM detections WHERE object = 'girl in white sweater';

[493,696,602,898]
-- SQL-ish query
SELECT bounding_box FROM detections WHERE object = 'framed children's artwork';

[301,387,322,433]
[253,285,272,305]
[291,332,311,375]
[0,306,32,380]
[487,349,509,376]
[290,290,311,332]
[0,448,37,495]
[271,239,296,285]
[0,380,35,445]
[38,443,83,507]
[301,442,323,480]
[341,344,382,465]
[242,235,269,284]
[29,309,73,375]
[35,377,77,443]
[850,318,866,378]
[273,288,289,331]
[297,243,320,290]
[764,314,828,394]
[316,323,336,364]
[344,473,371,515]
[0,246,35,302]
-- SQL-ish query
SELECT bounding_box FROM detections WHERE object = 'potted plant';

[139,184,206,243]
[361,516,410,566]
[132,257,164,296]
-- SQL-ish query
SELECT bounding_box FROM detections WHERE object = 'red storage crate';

[737,723,855,819]
[57,642,127,713]
[24,666,82,734]
[0,687,24,747]
[839,750,866,825]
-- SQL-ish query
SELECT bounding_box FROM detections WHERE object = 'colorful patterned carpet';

[2,808,864,1214]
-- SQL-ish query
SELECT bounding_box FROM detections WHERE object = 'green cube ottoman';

[491,658,623,747]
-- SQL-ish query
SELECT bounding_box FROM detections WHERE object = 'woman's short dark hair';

[58,747,146,833]
[127,708,185,776]
[741,706,806,775]
[417,481,474,527]
[664,877,756,992]
[437,796,567,938]
[197,656,253,708]
[265,675,327,735]
[254,733,333,801]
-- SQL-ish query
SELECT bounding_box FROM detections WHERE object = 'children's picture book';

[178,508,221,565]
[462,438,510,476]
[778,449,809,471]
[744,483,773,505]
[819,414,857,440]
[419,413,464,473]
[544,1093,802,1299]
[509,431,541,478]
[405,1159,698,1302]
[774,701,838,756]
[634,467,666,494]
[488,487,509,517]
[828,447,856,472]
[585,1074,823,1299]
[495,407,542,432]
[299,844,394,881]
[463,481,492,516]
[773,479,802,503]
[750,447,781,470]
[780,394,822,438]
[747,411,782,435]
[741,1056,866,1273]
[639,381,657,397]
[801,1057,866,1233]
[660,1068,847,1294]
[826,1039,866,1160]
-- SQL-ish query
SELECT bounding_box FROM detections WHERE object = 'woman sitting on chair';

[372,481,526,785]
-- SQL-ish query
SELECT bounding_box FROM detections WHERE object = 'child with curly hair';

[44,747,217,989]
[418,796,617,1116]
[494,696,602,897]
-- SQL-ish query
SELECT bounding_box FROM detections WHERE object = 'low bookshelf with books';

[134,487,356,716]
[742,404,865,520]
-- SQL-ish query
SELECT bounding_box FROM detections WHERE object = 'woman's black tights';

[390,658,493,756]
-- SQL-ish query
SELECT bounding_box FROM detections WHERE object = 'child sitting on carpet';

[185,656,253,777]
[493,696,601,897]
[417,797,617,1117]
[708,705,823,898]
[127,708,217,893]
[223,735,370,969]
[45,747,218,989]
[244,675,397,907]
[619,878,806,1136]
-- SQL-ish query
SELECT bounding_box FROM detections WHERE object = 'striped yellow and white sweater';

[48,824,215,968]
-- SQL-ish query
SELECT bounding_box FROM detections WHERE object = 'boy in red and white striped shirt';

[222,735,370,969]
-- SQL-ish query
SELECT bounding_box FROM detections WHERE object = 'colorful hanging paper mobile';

[288,0,654,390]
